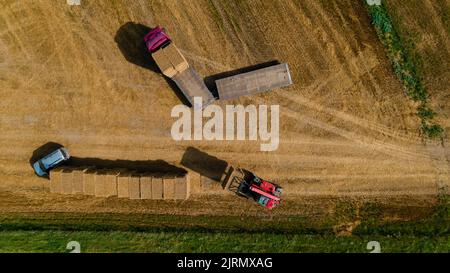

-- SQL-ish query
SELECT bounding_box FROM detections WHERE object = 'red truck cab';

[144,26,171,53]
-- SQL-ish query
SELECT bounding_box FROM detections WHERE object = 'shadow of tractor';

[180,147,245,192]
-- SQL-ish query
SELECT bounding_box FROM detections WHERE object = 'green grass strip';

[0,230,448,253]
[364,1,444,139]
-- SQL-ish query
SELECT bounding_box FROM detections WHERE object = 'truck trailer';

[144,27,215,109]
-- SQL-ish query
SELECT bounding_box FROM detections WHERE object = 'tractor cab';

[236,170,283,209]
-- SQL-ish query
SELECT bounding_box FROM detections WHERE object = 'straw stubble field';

[0,0,448,223]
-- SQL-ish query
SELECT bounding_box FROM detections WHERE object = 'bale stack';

[162,176,176,200]
[94,169,118,197]
[128,174,141,200]
[49,167,64,193]
[139,175,152,200]
[61,168,74,194]
[48,167,190,200]
[71,168,85,194]
[117,172,131,198]
[151,176,164,200]
[83,168,96,195]
[174,176,190,200]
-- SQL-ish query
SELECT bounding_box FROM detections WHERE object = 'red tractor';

[236,170,283,209]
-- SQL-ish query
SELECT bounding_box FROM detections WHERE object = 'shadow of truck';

[115,22,192,107]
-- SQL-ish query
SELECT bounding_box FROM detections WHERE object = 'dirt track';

[0,0,449,215]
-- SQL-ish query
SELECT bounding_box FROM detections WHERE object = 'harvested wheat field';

[0,0,449,221]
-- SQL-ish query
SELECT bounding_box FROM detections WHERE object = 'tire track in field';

[278,105,430,161]
[423,0,450,55]
[1,47,431,167]
[1,139,432,172]
[179,49,233,71]
[302,1,402,106]
[1,0,444,201]
[158,42,430,162]
[425,144,450,196]
[0,2,32,61]
[277,49,421,143]
[263,0,328,78]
